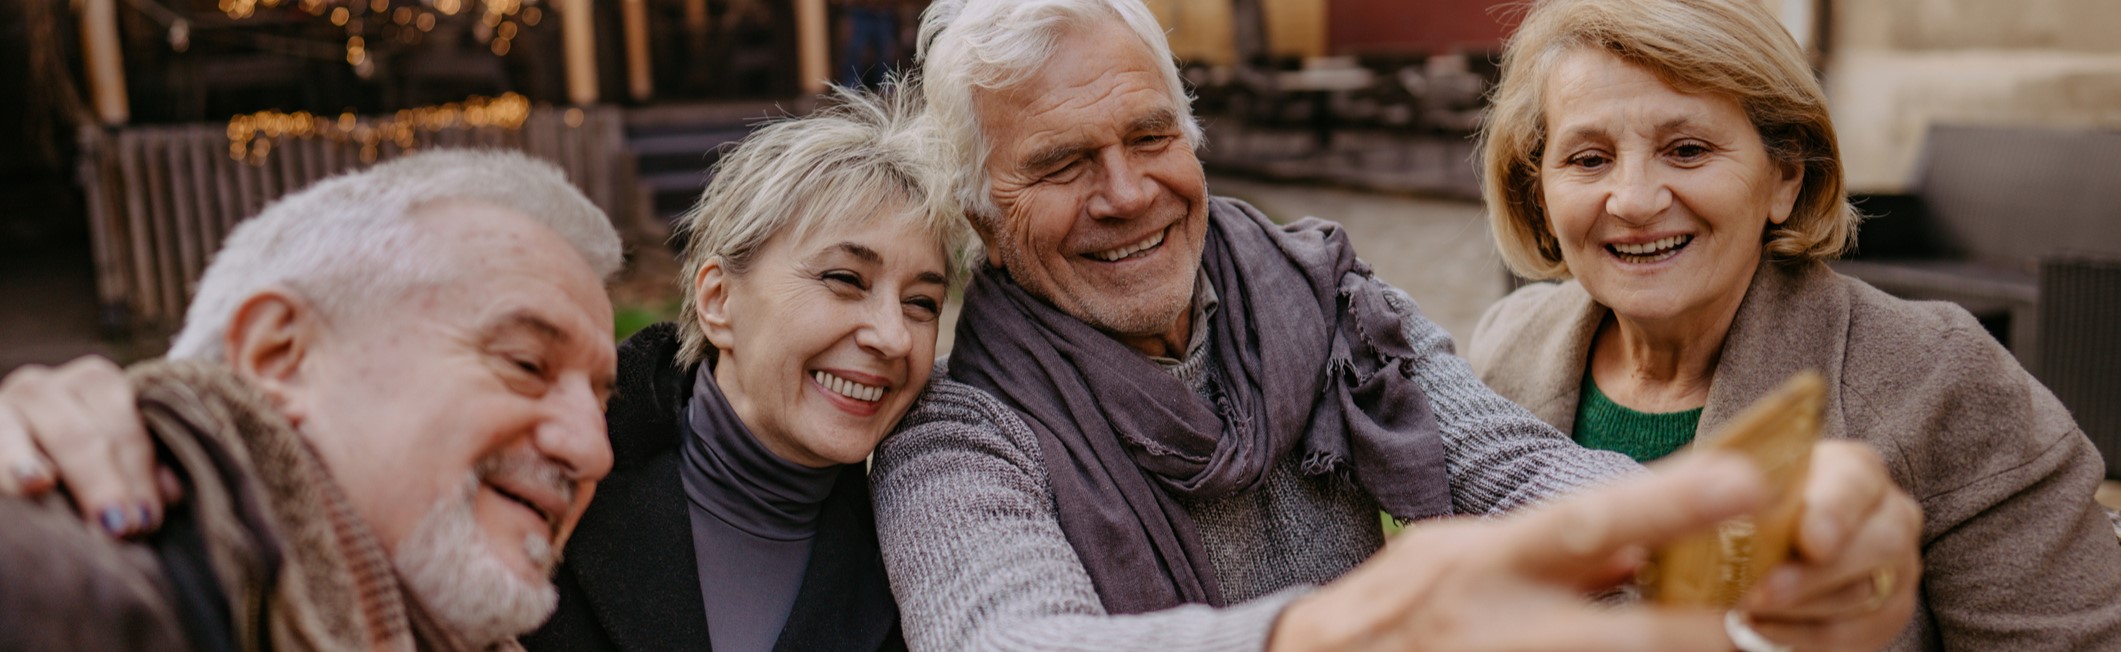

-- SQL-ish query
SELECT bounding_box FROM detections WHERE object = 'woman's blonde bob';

[1480,0,1858,280]
[673,78,972,366]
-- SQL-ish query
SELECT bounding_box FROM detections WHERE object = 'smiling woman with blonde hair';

[522,79,967,652]
[1467,0,2121,649]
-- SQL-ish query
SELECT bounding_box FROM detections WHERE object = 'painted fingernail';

[137,503,157,531]
[10,461,46,484]
[99,506,128,535]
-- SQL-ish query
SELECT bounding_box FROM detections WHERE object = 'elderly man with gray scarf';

[871,1,1927,650]
[0,150,620,651]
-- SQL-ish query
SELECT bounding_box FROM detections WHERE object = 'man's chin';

[393,491,562,644]
[1068,280,1194,339]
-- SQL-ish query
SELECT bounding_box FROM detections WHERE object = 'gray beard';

[391,474,559,647]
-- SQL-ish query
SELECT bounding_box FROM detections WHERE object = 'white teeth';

[1090,229,1167,262]
[1612,235,1690,257]
[813,371,885,402]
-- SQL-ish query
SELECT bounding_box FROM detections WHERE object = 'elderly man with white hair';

[871,1,1928,650]
[0,149,620,651]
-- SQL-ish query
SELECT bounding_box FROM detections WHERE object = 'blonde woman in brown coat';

[1467,0,2121,650]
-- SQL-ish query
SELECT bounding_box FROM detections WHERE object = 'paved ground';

[1210,175,1506,345]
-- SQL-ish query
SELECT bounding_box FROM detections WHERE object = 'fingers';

[1506,451,1768,581]
[1796,441,1892,562]
[1747,487,1923,617]
[0,357,160,536]
[1737,445,1923,652]
[1749,567,1919,652]
[0,399,56,496]
[1494,604,1733,652]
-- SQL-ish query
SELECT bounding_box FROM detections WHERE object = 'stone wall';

[1821,0,2121,191]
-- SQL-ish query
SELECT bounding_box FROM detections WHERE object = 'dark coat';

[521,323,904,652]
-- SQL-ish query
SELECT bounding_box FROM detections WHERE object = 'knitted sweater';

[1573,373,1703,463]
[871,277,1641,651]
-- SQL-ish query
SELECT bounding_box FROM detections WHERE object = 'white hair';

[674,80,971,366]
[168,149,623,362]
[916,0,1203,232]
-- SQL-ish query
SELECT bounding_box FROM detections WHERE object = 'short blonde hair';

[673,80,971,366]
[1480,0,1857,280]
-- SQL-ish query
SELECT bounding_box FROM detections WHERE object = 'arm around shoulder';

[1371,280,1638,516]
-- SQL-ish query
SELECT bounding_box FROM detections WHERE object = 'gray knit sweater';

[871,277,1642,651]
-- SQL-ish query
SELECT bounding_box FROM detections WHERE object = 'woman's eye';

[824,271,867,291]
[904,296,941,320]
[513,358,544,376]
[1568,153,1609,170]
[1671,143,1711,160]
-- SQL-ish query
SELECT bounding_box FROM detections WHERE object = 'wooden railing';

[74,105,635,333]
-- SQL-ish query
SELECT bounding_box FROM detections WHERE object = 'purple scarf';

[947,197,1452,614]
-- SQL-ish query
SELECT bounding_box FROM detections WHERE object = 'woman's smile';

[1603,233,1696,266]
[809,368,891,417]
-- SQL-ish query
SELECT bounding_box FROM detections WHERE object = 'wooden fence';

[74,105,635,333]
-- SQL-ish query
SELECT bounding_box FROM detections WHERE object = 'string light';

[196,0,542,69]
[226,93,533,165]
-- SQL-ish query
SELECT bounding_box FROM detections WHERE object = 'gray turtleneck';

[680,366,842,652]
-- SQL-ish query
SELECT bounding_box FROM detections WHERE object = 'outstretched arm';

[1373,281,1640,514]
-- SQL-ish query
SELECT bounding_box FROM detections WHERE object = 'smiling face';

[281,199,616,642]
[1537,48,1803,330]
[696,205,948,468]
[972,16,1208,346]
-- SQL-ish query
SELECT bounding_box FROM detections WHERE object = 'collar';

[679,365,842,541]
[129,361,491,651]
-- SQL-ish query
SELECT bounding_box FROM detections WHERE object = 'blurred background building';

[1,0,2116,475]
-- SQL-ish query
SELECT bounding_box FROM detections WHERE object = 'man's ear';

[222,288,320,423]
[693,258,737,350]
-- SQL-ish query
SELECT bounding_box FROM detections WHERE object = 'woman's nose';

[855,301,913,360]
[1604,160,1673,224]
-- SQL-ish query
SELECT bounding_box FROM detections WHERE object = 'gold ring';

[1861,567,1897,612]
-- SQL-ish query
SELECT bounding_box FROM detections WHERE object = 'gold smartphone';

[1643,371,1827,607]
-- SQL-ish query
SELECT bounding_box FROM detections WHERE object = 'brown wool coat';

[0,360,513,652]
[1467,260,2121,650]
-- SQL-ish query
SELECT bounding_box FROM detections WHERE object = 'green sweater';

[1574,373,1702,463]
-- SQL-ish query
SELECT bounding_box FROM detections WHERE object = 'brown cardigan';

[1467,260,2121,650]
[0,361,509,651]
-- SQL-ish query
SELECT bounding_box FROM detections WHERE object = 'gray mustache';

[475,451,577,519]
